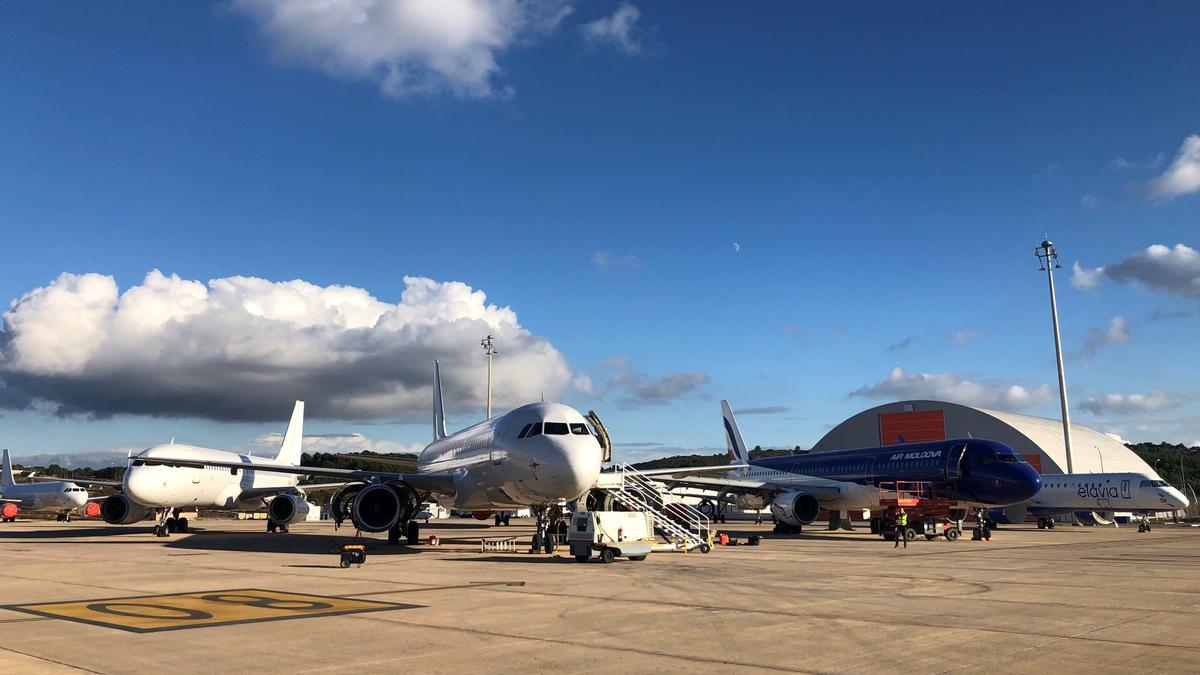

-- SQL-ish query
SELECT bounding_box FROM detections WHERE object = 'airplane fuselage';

[126,446,301,509]
[1023,472,1187,515]
[0,480,88,513]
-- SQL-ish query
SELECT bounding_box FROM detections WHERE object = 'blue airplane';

[653,401,1043,533]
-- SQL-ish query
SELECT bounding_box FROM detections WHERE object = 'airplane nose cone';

[547,437,603,498]
[1010,465,1042,503]
[124,467,154,504]
[71,490,87,507]
[1167,488,1189,510]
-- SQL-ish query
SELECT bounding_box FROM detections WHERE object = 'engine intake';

[330,482,420,533]
[100,494,155,525]
[769,491,821,526]
[267,494,311,525]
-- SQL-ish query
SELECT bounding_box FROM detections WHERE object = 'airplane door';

[945,444,965,480]
[191,467,201,484]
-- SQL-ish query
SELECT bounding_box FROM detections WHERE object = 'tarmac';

[2,517,1199,674]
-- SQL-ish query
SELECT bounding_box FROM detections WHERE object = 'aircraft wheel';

[267,520,277,533]
[406,520,420,545]
[1037,519,1046,529]
[600,549,616,564]
[166,518,177,533]
[494,515,501,527]
[981,526,992,540]
[945,529,960,541]
[278,523,289,533]
[1047,520,1056,529]
[176,518,188,533]
[503,516,511,526]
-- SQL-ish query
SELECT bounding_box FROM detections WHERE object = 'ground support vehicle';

[567,511,656,563]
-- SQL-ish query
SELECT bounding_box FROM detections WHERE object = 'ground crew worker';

[893,508,909,548]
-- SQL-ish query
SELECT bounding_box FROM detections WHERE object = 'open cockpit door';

[585,410,612,463]
[945,443,966,480]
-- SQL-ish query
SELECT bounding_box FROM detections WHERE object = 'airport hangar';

[811,399,1155,476]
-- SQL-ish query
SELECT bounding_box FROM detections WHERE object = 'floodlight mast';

[481,335,497,419]
[1036,239,1074,474]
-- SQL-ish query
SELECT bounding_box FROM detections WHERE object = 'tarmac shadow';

[163,531,424,556]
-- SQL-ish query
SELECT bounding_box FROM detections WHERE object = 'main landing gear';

[1036,517,1057,530]
[55,512,72,522]
[1137,516,1153,533]
[267,519,289,533]
[970,508,991,541]
[153,508,190,537]
[387,519,420,546]
[772,521,803,535]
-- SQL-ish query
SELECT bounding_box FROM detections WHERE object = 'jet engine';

[985,503,1028,525]
[267,494,311,525]
[769,491,821,526]
[100,494,155,524]
[330,482,420,532]
[735,494,767,511]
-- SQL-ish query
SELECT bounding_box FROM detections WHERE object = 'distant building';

[814,400,1156,476]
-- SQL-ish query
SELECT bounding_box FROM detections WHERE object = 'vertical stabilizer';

[274,401,305,466]
[1,449,14,488]
[433,361,448,441]
[721,401,751,476]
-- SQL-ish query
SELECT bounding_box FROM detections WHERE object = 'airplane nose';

[548,437,603,497]
[1011,465,1042,502]
[124,467,154,503]
[1167,488,1189,510]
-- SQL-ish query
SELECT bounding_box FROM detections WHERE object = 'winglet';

[274,401,305,466]
[721,401,751,474]
[1,449,14,488]
[433,361,448,441]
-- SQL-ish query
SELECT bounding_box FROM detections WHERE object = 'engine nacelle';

[736,494,768,511]
[986,503,1028,525]
[2,503,18,519]
[769,491,821,526]
[331,482,420,533]
[1075,510,1115,526]
[100,494,155,525]
[267,494,311,525]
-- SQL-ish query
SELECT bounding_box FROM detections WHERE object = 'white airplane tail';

[1,449,14,488]
[433,360,448,441]
[721,401,751,476]
[273,401,305,466]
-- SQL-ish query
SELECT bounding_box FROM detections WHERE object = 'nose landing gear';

[152,508,189,537]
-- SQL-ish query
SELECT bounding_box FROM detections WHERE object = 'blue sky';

[1,2,1198,465]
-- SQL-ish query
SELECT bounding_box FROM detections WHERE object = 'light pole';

[1036,240,1074,474]
[480,335,497,419]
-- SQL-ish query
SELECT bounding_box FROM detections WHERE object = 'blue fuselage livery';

[750,438,1042,506]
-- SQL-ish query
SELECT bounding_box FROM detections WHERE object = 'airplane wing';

[652,473,849,501]
[626,464,749,477]
[236,482,361,502]
[136,456,458,497]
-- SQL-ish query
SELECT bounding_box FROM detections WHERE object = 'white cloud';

[229,0,573,99]
[1078,315,1130,358]
[250,432,425,456]
[577,355,707,409]
[1148,135,1200,200]
[851,367,1054,410]
[1070,261,1106,291]
[1105,244,1200,299]
[1080,194,1100,208]
[948,329,982,347]
[1108,153,1165,171]
[591,250,642,271]
[1078,391,1189,416]
[581,2,644,55]
[0,270,572,421]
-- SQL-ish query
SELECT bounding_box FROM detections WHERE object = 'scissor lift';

[874,481,962,542]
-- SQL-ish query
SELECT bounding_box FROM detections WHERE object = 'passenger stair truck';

[568,511,656,563]
[873,481,962,542]
[593,464,713,553]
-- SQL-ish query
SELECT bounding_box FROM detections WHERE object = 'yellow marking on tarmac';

[6,589,412,633]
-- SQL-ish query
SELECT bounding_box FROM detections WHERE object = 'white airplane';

[100,400,353,536]
[135,361,606,550]
[0,449,101,522]
[987,472,1188,530]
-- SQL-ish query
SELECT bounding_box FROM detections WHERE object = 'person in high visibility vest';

[893,508,909,549]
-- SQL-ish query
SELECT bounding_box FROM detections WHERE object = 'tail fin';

[273,401,305,466]
[721,401,751,473]
[1,449,14,488]
[433,360,447,441]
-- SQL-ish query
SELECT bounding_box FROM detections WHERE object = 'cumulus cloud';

[228,0,573,99]
[851,367,1054,410]
[0,270,572,421]
[580,2,644,55]
[591,250,642,271]
[250,432,425,456]
[1070,244,1200,300]
[1148,135,1200,200]
[1078,316,1130,358]
[1078,391,1189,416]
[732,406,789,415]
[1108,153,1165,171]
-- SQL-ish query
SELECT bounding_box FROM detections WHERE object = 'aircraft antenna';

[480,335,497,419]
[1035,239,1074,474]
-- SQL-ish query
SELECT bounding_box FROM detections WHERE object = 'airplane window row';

[518,422,591,438]
[61,487,86,492]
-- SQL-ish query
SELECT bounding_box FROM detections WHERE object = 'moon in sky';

[733,242,741,253]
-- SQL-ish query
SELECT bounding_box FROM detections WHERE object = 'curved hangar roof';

[812,400,1154,476]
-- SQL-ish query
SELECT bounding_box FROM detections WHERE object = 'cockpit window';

[517,423,533,439]
[1141,479,1170,487]
[976,455,996,465]
[570,423,589,435]
[544,422,569,435]
[997,454,1018,462]
[526,422,543,438]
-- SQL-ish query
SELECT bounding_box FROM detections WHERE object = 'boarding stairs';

[595,464,711,552]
